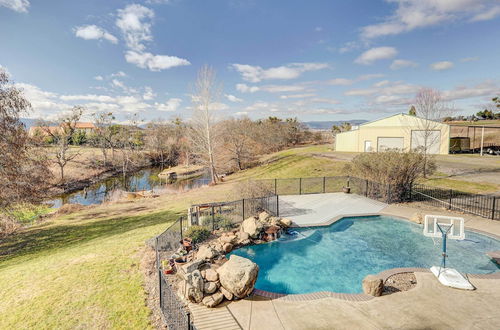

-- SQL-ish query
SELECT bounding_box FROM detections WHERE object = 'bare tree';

[411,88,454,177]
[219,118,258,171]
[0,68,51,211]
[42,106,84,182]
[91,111,116,166]
[113,115,147,177]
[189,65,222,184]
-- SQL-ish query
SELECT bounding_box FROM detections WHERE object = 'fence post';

[276,195,279,217]
[180,217,183,239]
[409,183,412,201]
[323,176,326,193]
[212,206,215,231]
[492,197,497,220]
[274,178,277,195]
[365,180,368,197]
[347,176,350,188]
[299,178,302,195]
[242,199,245,220]
[187,312,191,330]
[448,189,453,210]
[387,184,391,203]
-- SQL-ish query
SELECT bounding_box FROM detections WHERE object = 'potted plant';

[161,260,174,274]
[342,186,351,193]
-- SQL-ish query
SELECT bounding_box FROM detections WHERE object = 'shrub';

[184,225,211,243]
[214,215,234,230]
[344,150,435,201]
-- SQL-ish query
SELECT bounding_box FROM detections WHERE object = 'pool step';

[189,302,242,330]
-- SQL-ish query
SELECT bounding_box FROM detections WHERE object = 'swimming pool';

[229,215,500,294]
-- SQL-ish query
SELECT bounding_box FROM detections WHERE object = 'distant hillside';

[20,118,38,129]
[304,120,368,130]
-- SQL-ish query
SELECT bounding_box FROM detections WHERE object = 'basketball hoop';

[422,215,474,290]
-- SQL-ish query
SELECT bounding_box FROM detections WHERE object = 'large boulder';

[223,243,233,253]
[362,275,383,297]
[180,260,203,275]
[178,278,204,303]
[219,233,237,244]
[241,217,263,238]
[217,255,259,298]
[258,211,271,222]
[279,218,293,227]
[202,292,224,308]
[196,245,218,261]
[204,268,219,282]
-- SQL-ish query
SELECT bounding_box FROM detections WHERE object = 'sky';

[1,0,499,123]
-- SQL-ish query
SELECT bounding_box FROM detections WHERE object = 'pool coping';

[252,213,500,302]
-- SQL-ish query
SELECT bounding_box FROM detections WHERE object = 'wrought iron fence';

[155,217,194,330]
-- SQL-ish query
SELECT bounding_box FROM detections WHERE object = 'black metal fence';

[155,217,194,330]
[256,176,499,220]
[189,194,279,229]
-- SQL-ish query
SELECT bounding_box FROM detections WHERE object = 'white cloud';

[442,80,499,101]
[234,111,248,116]
[115,4,190,72]
[74,25,118,44]
[355,47,398,65]
[390,59,418,70]
[116,4,154,52]
[125,50,190,71]
[430,61,454,71]
[0,0,29,13]
[111,71,127,77]
[460,56,479,62]
[315,26,323,32]
[60,94,116,102]
[225,94,243,102]
[327,78,354,86]
[231,62,328,83]
[143,86,156,100]
[94,75,104,81]
[470,5,500,21]
[261,85,306,93]
[280,93,316,99]
[154,98,182,111]
[361,0,500,39]
[236,83,259,93]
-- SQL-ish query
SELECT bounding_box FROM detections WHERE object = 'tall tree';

[189,65,221,184]
[0,68,51,209]
[42,106,84,182]
[413,88,454,177]
[91,111,117,166]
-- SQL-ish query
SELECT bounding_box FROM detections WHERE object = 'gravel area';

[383,272,417,295]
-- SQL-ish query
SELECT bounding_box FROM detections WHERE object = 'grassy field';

[1,144,499,329]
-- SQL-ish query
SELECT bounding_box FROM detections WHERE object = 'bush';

[214,215,234,230]
[344,150,435,200]
[184,225,211,243]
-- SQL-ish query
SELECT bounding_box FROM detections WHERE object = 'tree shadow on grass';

[0,209,180,267]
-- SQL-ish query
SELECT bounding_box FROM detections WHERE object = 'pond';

[48,166,211,208]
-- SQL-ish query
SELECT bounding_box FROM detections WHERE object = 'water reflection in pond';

[48,167,210,208]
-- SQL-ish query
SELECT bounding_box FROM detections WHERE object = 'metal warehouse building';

[335,113,450,154]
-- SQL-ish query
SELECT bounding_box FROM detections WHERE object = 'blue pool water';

[230,215,500,294]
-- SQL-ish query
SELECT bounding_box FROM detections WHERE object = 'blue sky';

[1,0,499,123]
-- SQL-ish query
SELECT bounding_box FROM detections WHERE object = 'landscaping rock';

[180,260,204,274]
[220,286,234,300]
[258,211,271,222]
[204,268,219,282]
[202,292,224,308]
[178,278,204,303]
[219,233,237,244]
[236,231,250,243]
[217,255,259,298]
[279,218,293,227]
[223,243,233,253]
[204,281,218,294]
[242,217,263,238]
[196,245,218,260]
[362,275,383,297]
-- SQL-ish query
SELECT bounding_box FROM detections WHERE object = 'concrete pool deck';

[190,196,500,330]
[279,193,387,226]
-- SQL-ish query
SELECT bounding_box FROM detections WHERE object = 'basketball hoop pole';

[437,223,452,269]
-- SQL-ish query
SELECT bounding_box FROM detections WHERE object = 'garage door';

[377,137,404,151]
[411,130,441,154]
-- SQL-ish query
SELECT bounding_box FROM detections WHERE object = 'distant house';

[28,122,96,137]
[335,113,450,155]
